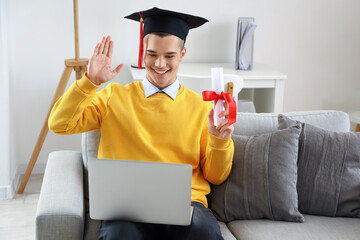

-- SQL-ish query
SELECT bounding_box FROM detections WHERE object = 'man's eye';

[149,54,156,57]
[166,56,174,59]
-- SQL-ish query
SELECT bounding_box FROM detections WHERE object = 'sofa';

[36,110,360,240]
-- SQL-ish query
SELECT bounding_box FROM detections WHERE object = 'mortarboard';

[125,7,208,69]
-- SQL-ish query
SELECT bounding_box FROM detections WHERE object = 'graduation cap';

[125,7,208,69]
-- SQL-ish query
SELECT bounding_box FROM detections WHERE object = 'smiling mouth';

[153,69,169,75]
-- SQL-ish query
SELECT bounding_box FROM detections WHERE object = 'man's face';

[144,34,186,90]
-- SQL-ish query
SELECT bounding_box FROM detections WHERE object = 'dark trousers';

[98,202,223,240]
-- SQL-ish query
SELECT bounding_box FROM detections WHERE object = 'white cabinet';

[129,63,287,113]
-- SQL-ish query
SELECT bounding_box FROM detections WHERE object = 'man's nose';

[155,57,166,68]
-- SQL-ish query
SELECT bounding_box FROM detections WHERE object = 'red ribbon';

[138,12,144,69]
[202,91,237,126]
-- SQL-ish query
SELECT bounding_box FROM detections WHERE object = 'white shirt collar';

[143,76,180,101]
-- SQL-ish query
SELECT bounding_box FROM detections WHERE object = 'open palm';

[87,36,123,85]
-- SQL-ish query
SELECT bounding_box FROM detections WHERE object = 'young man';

[49,7,234,240]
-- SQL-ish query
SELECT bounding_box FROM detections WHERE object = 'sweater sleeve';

[200,110,234,185]
[48,73,112,135]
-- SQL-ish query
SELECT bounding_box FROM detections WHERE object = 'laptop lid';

[88,158,193,225]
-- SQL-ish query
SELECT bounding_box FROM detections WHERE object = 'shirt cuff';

[208,133,232,149]
[76,72,100,94]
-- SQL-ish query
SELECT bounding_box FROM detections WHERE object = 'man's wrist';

[85,72,101,86]
[208,133,232,148]
[76,72,101,94]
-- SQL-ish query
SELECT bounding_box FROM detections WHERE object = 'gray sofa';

[36,110,360,240]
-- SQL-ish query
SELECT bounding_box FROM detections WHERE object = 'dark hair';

[151,32,172,38]
[146,32,185,51]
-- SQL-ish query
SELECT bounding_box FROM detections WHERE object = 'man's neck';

[146,76,176,90]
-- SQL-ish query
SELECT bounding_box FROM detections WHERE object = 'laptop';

[88,158,194,226]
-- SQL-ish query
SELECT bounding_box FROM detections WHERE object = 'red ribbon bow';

[202,91,237,126]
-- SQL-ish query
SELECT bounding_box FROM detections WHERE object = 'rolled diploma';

[211,68,225,126]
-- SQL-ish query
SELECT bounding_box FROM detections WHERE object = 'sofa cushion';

[227,214,360,240]
[233,111,350,136]
[82,130,101,169]
[84,213,101,240]
[278,115,360,217]
[218,221,237,240]
[210,125,304,222]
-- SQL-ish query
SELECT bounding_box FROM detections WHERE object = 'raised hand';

[87,36,123,85]
[208,103,234,139]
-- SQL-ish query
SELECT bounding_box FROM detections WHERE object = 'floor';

[0,174,43,240]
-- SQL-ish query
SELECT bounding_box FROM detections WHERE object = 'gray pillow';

[278,114,360,217]
[209,125,305,223]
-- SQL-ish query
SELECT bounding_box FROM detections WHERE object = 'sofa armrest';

[36,151,84,240]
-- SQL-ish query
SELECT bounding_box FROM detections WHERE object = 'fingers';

[208,109,214,123]
[208,107,234,139]
[103,36,111,56]
[218,103,229,118]
[220,126,234,139]
[218,109,229,118]
[98,36,106,55]
[216,103,234,131]
[216,118,228,131]
[108,40,114,58]
[92,43,100,56]
[93,36,113,57]
[112,64,124,75]
[216,118,234,136]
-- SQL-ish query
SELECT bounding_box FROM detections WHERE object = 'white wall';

[4,0,360,192]
[0,0,11,198]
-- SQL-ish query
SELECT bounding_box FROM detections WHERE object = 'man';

[49,7,234,240]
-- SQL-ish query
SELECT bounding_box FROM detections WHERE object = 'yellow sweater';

[48,74,234,207]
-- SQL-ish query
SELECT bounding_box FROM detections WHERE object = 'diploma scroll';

[211,68,225,126]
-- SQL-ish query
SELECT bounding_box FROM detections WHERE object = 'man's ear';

[180,47,187,61]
